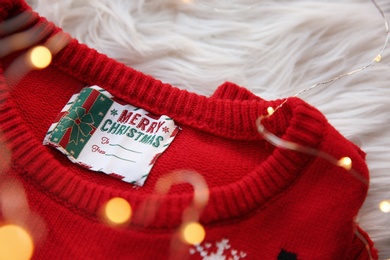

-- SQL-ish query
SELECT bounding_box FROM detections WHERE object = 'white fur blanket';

[27,0,390,258]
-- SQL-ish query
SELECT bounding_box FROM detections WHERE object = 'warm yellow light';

[30,46,52,69]
[181,222,205,245]
[0,224,34,260]
[104,197,132,225]
[379,200,390,213]
[374,54,382,62]
[338,157,352,171]
[267,106,275,116]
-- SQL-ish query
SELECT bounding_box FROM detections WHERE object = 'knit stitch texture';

[0,1,377,259]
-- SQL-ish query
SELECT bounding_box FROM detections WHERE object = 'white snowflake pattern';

[189,239,247,260]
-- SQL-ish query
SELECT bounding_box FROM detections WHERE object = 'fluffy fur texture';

[27,0,390,258]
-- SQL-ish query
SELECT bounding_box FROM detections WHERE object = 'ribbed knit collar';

[0,2,326,230]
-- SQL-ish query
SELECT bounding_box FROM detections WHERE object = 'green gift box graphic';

[50,88,114,158]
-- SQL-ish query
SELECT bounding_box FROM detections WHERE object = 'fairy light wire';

[256,116,369,185]
[0,2,386,258]
[255,1,389,256]
[264,0,390,115]
[190,0,390,113]
[354,226,374,260]
[255,0,389,183]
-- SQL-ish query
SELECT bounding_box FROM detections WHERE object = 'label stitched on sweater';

[43,85,179,186]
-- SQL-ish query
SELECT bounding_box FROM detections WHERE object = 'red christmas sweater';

[0,1,378,259]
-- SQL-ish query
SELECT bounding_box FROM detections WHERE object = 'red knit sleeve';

[348,225,378,260]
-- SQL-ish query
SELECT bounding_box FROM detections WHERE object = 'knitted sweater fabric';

[0,1,377,259]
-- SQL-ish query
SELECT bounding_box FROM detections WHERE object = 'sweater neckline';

[1,5,326,230]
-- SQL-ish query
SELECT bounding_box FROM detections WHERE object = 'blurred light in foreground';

[181,222,205,245]
[104,197,132,225]
[29,46,52,69]
[379,200,390,213]
[0,224,34,260]
[0,178,29,223]
[155,170,209,210]
[338,157,352,171]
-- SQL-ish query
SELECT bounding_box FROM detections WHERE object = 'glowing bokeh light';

[267,106,275,116]
[379,200,390,213]
[338,157,352,171]
[181,222,205,245]
[29,46,52,69]
[374,54,382,62]
[104,197,132,225]
[0,224,34,260]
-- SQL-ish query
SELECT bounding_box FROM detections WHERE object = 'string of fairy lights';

[254,0,390,258]
[255,0,390,211]
[0,0,389,259]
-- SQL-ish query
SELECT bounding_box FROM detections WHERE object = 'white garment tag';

[43,85,179,186]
